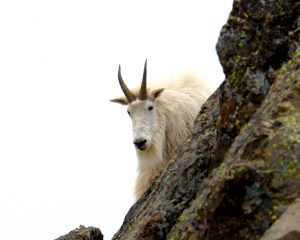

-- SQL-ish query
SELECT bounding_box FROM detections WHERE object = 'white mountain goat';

[111,60,211,199]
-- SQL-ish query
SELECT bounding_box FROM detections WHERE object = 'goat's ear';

[110,97,129,105]
[151,88,164,99]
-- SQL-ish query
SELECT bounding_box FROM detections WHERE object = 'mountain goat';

[111,60,211,199]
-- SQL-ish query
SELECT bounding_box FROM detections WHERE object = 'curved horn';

[138,59,147,100]
[118,65,136,103]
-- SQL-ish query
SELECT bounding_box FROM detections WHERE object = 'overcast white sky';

[0,1,233,239]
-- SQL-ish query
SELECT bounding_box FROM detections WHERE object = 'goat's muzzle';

[133,138,148,150]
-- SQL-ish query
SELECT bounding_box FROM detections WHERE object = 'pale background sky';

[0,1,233,239]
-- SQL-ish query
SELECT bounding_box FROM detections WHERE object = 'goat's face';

[127,97,160,151]
[111,60,164,151]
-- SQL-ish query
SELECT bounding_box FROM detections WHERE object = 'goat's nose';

[133,138,147,150]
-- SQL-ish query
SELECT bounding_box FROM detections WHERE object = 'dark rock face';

[55,225,103,240]
[112,0,300,239]
[260,198,300,240]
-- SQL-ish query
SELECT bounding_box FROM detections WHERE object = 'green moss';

[271,215,278,220]
[288,168,297,174]
[238,166,245,173]
[277,51,300,77]
[229,15,242,23]
[170,231,187,240]
[234,119,241,127]
[241,30,247,38]
[218,163,227,178]
[229,15,235,21]
[279,11,286,17]
[251,49,260,56]
[264,169,274,174]
[229,169,235,178]
[272,205,279,211]
[267,203,281,222]
[244,122,253,129]
[268,111,300,183]
[170,232,179,240]
[178,215,186,223]
[197,202,203,211]
[238,41,245,48]
[234,55,242,63]
[282,141,289,147]
[295,80,300,90]
[228,72,240,87]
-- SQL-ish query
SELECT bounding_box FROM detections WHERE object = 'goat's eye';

[148,106,154,111]
[127,111,131,116]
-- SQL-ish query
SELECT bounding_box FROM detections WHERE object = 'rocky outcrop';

[112,0,300,239]
[55,225,103,240]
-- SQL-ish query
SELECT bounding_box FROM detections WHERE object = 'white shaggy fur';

[111,74,211,199]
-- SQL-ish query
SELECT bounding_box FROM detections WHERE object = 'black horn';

[138,59,148,100]
[118,65,136,103]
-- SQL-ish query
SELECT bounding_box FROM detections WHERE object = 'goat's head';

[111,60,164,151]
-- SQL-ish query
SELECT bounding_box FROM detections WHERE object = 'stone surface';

[260,198,300,240]
[55,225,103,240]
